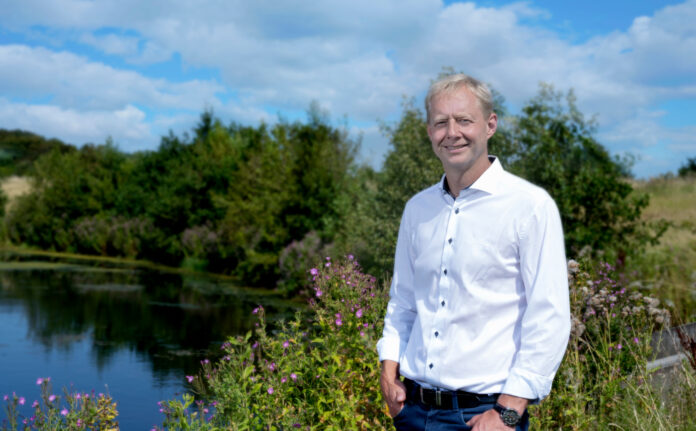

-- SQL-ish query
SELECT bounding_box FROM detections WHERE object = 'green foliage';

[678,156,696,177]
[4,110,359,291]
[506,85,663,260]
[0,129,74,178]
[156,256,391,430]
[354,102,442,275]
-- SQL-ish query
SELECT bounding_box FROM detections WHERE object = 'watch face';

[501,408,521,426]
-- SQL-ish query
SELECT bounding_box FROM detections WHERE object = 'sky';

[0,0,695,178]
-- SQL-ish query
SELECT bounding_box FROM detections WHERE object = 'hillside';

[0,129,74,177]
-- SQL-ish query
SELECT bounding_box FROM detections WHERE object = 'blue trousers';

[392,388,529,431]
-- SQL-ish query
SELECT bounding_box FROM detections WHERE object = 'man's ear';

[487,112,498,138]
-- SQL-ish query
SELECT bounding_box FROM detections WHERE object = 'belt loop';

[435,389,441,407]
[419,386,425,404]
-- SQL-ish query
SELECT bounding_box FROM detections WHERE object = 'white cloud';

[0,44,225,110]
[0,98,154,151]
[79,32,140,57]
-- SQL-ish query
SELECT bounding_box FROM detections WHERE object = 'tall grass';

[628,175,696,321]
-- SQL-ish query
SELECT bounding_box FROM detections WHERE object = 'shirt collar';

[439,156,504,196]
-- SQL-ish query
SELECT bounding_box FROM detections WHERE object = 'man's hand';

[466,394,527,430]
[380,360,407,418]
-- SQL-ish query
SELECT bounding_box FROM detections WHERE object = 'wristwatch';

[493,402,522,427]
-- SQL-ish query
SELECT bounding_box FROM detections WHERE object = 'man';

[377,74,570,430]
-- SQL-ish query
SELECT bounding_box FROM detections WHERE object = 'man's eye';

[457,118,471,124]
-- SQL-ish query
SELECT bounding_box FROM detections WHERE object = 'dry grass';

[1,175,32,213]
[630,175,696,321]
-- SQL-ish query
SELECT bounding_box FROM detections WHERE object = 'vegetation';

[627,174,696,321]
[0,130,73,178]
[1,79,695,429]
[678,157,696,177]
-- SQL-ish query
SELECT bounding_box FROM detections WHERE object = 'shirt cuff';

[376,337,402,363]
[501,368,553,403]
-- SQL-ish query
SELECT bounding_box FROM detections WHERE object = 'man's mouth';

[443,142,469,151]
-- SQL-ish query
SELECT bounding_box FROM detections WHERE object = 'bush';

[155,256,391,430]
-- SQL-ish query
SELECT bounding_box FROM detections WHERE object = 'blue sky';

[1,0,694,178]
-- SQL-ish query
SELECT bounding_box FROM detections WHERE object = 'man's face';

[427,87,497,177]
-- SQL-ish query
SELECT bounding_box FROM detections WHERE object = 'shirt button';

[441,300,445,307]
[443,269,447,275]
[429,363,434,369]
[435,331,439,337]
[455,208,459,214]
[448,238,453,244]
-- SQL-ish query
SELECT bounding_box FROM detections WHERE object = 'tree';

[678,156,696,177]
[506,84,662,260]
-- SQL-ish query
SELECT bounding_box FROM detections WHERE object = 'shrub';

[155,256,391,430]
[530,259,672,429]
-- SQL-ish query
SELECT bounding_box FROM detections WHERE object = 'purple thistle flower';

[60,408,68,416]
[48,395,56,402]
[617,343,622,350]
[310,268,318,276]
[633,337,639,343]
[348,254,354,260]
[335,319,343,326]
[355,309,363,318]
[267,387,274,395]
[325,262,331,267]
[252,307,259,314]
[315,289,323,298]
[281,377,287,383]
[186,375,195,383]
[36,378,43,385]
[32,400,39,408]
[283,341,290,348]
[290,373,297,381]
[19,397,25,405]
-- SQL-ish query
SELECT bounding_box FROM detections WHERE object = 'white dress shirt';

[377,157,570,401]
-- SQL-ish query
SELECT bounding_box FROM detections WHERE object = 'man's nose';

[446,119,458,137]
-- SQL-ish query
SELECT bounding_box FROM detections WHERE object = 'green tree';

[506,84,663,260]
[678,156,696,177]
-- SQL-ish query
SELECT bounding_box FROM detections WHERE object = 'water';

[0,253,295,429]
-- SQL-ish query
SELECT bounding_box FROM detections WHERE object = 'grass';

[628,175,696,322]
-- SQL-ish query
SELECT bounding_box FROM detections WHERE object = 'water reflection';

[0,252,295,428]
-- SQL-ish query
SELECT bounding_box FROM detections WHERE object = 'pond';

[0,251,296,429]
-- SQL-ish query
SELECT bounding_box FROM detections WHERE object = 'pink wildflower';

[267,387,274,395]
[60,408,68,416]
[186,375,194,383]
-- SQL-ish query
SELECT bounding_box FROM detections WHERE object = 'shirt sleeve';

[376,206,418,363]
[502,196,571,401]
